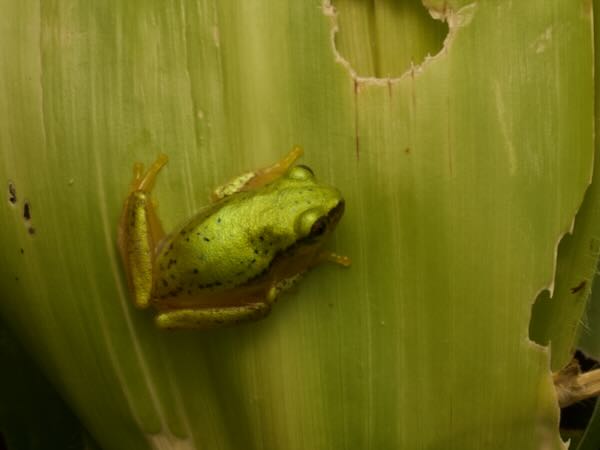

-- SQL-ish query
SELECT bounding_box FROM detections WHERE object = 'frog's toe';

[136,154,169,192]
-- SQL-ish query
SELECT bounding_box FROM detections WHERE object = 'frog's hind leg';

[155,302,272,330]
[211,146,303,201]
[118,154,168,309]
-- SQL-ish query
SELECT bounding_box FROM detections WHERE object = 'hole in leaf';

[330,0,448,79]
[528,289,551,347]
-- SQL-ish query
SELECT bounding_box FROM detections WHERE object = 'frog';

[118,147,350,329]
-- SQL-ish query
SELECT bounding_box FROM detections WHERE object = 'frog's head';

[283,164,345,245]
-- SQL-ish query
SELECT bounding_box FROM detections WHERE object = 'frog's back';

[152,194,294,299]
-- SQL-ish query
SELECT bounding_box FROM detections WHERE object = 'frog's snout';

[327,199,345,227]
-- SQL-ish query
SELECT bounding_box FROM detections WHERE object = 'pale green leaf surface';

[0,1,594,449]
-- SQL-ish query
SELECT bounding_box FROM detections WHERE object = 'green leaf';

[0,1,594,449]
[526,0,600,374]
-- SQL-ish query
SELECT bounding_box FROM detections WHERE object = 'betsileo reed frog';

[118,147,350,329]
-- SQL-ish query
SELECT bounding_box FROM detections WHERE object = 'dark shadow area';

[559,351,599,447]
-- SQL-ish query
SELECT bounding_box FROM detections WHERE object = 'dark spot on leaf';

[8,181,16,205]
[23,201,31,220]
[19,248,24,254]
[570,281,587,294]
[28,227,35,235]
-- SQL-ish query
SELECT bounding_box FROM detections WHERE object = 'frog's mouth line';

[243,200,346,287]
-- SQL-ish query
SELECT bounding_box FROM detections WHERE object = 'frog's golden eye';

[288,165,314,181]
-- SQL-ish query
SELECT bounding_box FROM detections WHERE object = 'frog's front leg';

[211,146,303,201]
[155,302,271,329]
[118,154,168,309]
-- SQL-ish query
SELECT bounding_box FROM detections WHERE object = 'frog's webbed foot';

[267,274,305,303]
[118,154,169,309]
[155,303,272,329]
[129,154,168,193]
[315,251,351,268]
[211,146,304,202]
[266,253,350,303]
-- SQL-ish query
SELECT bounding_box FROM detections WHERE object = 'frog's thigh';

[211,146,303,201]
[155,303,271,329]
[119,192,157,309]
[118,155,168,309]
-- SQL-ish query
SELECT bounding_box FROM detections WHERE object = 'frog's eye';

[295,208,321,236]
[288,165,314,181]
[310,217,327,237]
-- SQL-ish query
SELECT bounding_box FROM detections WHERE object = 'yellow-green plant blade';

[0,1,594,449]
[528,0,600,373]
